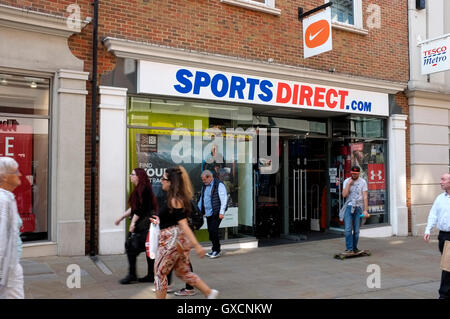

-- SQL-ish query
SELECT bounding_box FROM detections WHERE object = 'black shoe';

[119,274,137,285]
[138,276,154,283]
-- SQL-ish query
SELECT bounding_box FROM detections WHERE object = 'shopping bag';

[440,240,450,272]
[148,223,160,260]
[145,231,150,258]
[310,209,320,231]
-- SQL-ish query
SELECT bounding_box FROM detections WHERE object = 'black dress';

[123,186,156,282]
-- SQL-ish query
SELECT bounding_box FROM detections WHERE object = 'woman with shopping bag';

[115,168,158,284]
[150,166,219,299]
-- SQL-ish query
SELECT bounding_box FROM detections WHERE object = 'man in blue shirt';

[198,170,228,258]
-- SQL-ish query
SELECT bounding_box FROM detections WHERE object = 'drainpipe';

[90,0,99,257]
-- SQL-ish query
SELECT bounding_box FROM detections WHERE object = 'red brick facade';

[0,0,411,252]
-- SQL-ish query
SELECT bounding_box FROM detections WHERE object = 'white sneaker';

[152,284,175,293]
[207,289,219,299]
[209,251,221,259]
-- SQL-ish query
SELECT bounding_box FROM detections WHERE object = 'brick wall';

[0,0,411,251]
[1,0,409,82]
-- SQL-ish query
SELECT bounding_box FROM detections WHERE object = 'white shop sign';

[138,60,389,116]
[199,207,239,229]
[420,36,450,75]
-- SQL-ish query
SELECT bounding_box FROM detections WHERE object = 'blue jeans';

[344,205,362,251]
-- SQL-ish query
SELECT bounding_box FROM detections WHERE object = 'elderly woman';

[0,157,23,299]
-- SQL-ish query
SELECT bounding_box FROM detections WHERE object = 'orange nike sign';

[303,8,332,59]
[305,20,330,48]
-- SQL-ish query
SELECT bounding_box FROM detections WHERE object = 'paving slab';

[21,236,443,299]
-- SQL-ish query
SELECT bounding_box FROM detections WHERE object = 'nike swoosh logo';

[309,27,325,42]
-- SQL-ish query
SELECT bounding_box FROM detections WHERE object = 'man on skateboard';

[339,166,369,254]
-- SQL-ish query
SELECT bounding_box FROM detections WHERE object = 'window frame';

[0,70,52,242]
[325,0,368,35]
[220,0,281,16]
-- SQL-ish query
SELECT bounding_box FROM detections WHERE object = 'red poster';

[0,122,34,232]
[368,163,385,190]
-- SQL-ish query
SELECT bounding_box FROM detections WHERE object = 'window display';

[127,97,254,241]
[330,116,387,228]
[0,74,50,241]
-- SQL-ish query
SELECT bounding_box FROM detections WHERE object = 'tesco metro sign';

[138,61,389,116]
[421,37,450,75]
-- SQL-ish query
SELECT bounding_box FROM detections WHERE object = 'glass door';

[251,116,328,240]
[285,136,328,239]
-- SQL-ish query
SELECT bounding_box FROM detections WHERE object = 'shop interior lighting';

[152,100,184,106]
[22,76,48,89]
[191,104,239,111]
[0,74,13,85]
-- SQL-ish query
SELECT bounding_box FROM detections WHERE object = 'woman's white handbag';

[146,223,160,259]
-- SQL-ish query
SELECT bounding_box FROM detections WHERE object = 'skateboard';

[334,250,371,260]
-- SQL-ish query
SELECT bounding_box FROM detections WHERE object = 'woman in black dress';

[115,168,158,284]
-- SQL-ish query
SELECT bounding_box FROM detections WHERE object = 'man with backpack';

[198,170,228,259]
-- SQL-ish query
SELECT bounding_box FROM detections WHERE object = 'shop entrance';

[283,136,328,240]
[253,120,330,242]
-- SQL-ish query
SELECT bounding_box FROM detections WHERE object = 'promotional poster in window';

[132,132,240,228]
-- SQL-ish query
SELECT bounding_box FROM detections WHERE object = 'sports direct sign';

[138,61,389,116]
[421,37,450,75]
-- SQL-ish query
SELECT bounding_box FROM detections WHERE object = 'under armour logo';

[370,170,383,181]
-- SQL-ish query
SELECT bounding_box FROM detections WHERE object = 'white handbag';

[149,223,160,260]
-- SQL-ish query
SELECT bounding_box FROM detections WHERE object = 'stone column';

[408,92,450,236]
[55,69,89,256]
[98,86,128,255]
[388,114,408,236]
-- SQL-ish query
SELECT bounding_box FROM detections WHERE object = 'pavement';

[21,236,444,299]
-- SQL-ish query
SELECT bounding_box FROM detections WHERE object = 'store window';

[226,0,275,7]
[220,0,280,15]
[127,97,255,242]
[331,0,354,25]
[0,73,50,241]
[330,116,388,229]
[327,0,363,29]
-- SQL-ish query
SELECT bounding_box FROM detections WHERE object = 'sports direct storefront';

[99,41,408,253]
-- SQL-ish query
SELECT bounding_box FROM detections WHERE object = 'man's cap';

[351,166,361,173]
